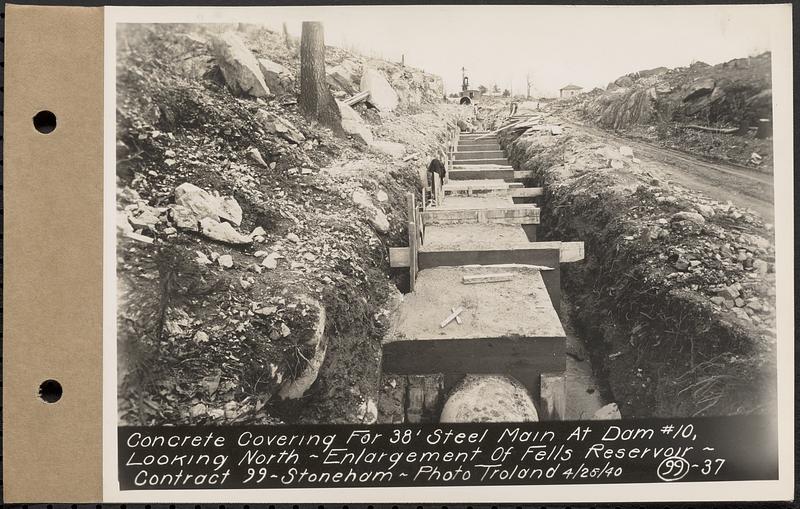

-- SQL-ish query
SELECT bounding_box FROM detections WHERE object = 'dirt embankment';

[116,24,462,426]
[500,127,776,419]
[552,53,773,171]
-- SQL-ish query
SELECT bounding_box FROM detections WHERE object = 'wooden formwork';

[385,130,578,422]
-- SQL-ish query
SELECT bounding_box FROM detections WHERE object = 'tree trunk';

[299,22,342,133]
[282,22,292,49]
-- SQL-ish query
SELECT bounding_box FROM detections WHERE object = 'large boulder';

[199,217,252,245]
[360,68,399,112]
[257,58,291,95]
[683,78,716,101]
[592,402,622,420]
[440,375,539,423]
[745,89,772,119]
[211,33,270,97]
[671,210,706,225]
[371,140,405,159]
[175,183,242,226]
[254,110,305,144]
[336,101,374,145]
[614,75,635,88]
[217,196,243,226]
[327,65,357,94]
[175,183,220,222]
[337,59,361,82]
[352,188,389,233]
[278,299,327,400]
[637,66,669,78]
[169,204,200,231]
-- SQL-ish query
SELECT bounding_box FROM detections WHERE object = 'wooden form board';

[390,241,584,267]
[422,206,541,225]
[406,193,421,291]
[449,168,516,181]
[383,335,565,410]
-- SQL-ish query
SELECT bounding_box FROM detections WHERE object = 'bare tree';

[299,21,342,132]
[526,74,533,100]
[282,22,293,49]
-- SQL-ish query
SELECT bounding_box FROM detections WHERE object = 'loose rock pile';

[503,123,776,418]
[551,52,774,170]
[116,23,458,426]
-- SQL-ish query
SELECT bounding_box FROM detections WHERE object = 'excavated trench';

[377,127,608,423]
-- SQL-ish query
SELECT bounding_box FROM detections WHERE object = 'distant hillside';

[554,53,773,170]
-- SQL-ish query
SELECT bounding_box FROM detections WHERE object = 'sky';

[244,4,784,97]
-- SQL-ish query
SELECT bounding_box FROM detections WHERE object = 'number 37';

[702,458,725,475]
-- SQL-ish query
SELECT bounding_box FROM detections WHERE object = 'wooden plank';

[404,375,444,423]
[405,376,425,423]
[559,241,585,262]
[420,237,583,264]
[422,206,540,225]
[455,158,509,166]
[444,179,520,189]
[407,193,417,292]
[509,187,544,198]
[344,90,370,106]
[513,170,537,179]
[416,206,424,245]
[462,272,515,284]
[382,336,565,404]
[540,372,566,421]
[452,164,512,169]
[439,306,465,328]
[444,180,522,194]
[449,168,515,181]
[389,247,410,268]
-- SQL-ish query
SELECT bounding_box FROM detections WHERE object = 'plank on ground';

[462,272,515,284]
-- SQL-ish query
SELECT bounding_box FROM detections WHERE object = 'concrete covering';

[454,150,505,160]
[418,223,561,309]
[384,265,565,400]
[387,265,564,342]
[440,375,539,423]
[436,195,513,209]
[421,223,530,250]
[457,143,502,151]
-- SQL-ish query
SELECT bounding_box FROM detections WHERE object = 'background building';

[559,84,583,98]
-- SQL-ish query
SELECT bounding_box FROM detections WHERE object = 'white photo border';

[102,4,795,503]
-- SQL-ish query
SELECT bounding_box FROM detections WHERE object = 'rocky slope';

[552,53,773,171]
[115,23,463,425]
[500,119,776,418]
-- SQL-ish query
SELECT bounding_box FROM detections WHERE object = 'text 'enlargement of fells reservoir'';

[118,416,777,490]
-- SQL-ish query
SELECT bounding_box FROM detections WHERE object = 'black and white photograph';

[106,4,792,502]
